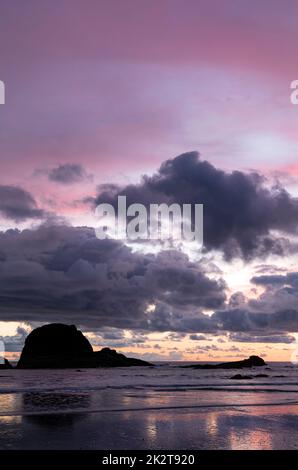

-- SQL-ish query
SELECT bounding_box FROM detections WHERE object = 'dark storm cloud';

[98,328,125,340]
[47,164,92,184]
[88,328,149,349]
[229,332,295,343]
[0,185,44,221]
[0,224,226,330]
[248,271,298,316]
[1,223,298,338]
[213,308,298,333]
[150,305,296,335]
[95,151,298,260]
[251,274,288,285]
[251,272,298,287]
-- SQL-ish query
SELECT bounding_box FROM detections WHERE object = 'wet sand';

[1,398,298,449]
[1,365,298,449]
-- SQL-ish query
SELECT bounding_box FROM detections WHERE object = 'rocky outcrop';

[230,374,253,380]
[94,347,153,367]
[17,323,152,369]
[0,358,13,369]
[183,355,267,370]
[230,372,269,379]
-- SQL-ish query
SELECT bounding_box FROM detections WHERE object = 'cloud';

[124,350,183,362]
[0,185,44,221]
[229,332,296,344]
[213,308,298,334]
[46,164,92,185]
[251,274,290,286]
[249,272,298,314]
[95,151,298,260]
[189,334,207,341]
[0,224,226,331]
[0,326,29,352]
[1,222,298,339]
[150,265,298,335]
[254,264,288,275]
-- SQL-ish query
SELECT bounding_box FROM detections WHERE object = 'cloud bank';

[95,152,298,260]
[0,224,225,330]
[0,223,297,342]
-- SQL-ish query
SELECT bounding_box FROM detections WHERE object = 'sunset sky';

[1,0,298,362]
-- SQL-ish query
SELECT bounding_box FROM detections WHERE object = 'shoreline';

[1,402,298,450]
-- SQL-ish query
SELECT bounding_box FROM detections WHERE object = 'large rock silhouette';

[17,323,152,369]
[17,324,94,368]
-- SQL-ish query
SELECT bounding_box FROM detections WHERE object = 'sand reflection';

[230,427,272,450]
[21,392,91,428]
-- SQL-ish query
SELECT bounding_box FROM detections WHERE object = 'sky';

[1,0,298,362]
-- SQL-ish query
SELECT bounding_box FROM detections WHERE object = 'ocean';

[0,362,298,450]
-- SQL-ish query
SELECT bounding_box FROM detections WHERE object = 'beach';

[0,362,298,450]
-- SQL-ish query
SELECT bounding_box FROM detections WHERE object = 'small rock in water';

[230,374,253,380]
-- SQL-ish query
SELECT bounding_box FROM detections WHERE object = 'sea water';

[0,362,298,449]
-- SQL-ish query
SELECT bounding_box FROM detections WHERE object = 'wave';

[154,387,298,393]
[1,380,298,395]
[1,399,298,418]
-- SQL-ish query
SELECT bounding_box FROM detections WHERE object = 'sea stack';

[17,323,152,368]
[17,323,94,369]
[183,355,267,369]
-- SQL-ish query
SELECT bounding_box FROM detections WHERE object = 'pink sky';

[0,0,298,188]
